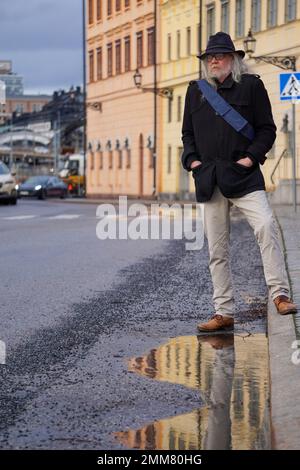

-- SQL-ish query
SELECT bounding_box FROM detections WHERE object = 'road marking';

[1,215,36,220]
[0,214,82,221]
[47,214,81,219]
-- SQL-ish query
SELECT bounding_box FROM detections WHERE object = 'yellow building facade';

[158,0,200,199]
[86,1,300,200]
[159,0,300,199]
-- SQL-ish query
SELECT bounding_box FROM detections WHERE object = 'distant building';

[0,86,84,174]
[0,60,24,96]
[5,94,51,116]
[0,60,50,124]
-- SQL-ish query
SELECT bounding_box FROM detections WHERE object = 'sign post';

[280,72,300,212]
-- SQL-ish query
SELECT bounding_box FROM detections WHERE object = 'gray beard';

[209,64,233,82]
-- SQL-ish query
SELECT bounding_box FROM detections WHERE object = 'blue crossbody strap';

[196,79,255,141]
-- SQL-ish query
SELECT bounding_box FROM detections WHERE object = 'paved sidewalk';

[268,203,300,450]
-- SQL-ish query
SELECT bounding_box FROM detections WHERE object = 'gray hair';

[202,53,249,89]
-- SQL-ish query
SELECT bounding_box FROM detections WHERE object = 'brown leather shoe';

[273,295,297,315]
[197,333,234,349]
[197,314,234,332]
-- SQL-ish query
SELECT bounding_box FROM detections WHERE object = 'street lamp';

[243,29,296,71]
[133,68,142,88]
[133,68,173,100]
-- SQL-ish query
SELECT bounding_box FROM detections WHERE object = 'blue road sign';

[279,72,300,101]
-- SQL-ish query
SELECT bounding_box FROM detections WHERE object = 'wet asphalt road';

[0,198,268,449]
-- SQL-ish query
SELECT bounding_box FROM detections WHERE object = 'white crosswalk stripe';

[0,214,82,221]
[46,214,81,219]
[1,215,36,220]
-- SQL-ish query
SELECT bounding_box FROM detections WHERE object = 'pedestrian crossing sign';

[279,72,300,101]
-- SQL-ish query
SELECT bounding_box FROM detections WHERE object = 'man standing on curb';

[181,32,297,332]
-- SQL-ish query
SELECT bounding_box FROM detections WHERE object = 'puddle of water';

[114,333,270,450]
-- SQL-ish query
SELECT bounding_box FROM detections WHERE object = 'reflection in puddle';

[115,333,269,450]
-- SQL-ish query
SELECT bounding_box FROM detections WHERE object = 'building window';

[267,0,278,27]
[16,104,24,114]
[15,104,23,114]
[137,31,143,68]
[126,149,131,169]
[235,0,245,38]
[206,3,215,40]
[109,150,113,169]
[177,96,182,122]
[115,39,121,74]
[107,43,113,77]
[251,0,261,32]
[168,98,172,123]
[116,0,121,12]
[149,149,154,169]
[177,30,181,59]
[99,151,103,169]
[285,0,297,22]
[90,152,94,170]
[186,27,191,56]
[221,0,230,33]
[125,0,130,8]
[89,50,94,82]
[88,0,94,24]
[96,0,102,21]
[118,150,122,168]
[107,0,112,17]
[167,146,172,174]
[167,33,172,61]
[124,36,131,72]
[147,27,155,66]
[97,47,102,80]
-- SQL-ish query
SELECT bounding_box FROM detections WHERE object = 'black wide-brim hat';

[197,31,245,60]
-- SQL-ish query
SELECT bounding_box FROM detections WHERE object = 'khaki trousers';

[202,185,290,317]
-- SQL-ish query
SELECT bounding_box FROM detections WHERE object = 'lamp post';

[244,29,298,212]
[243,29,296,71]
[133,68,173,100]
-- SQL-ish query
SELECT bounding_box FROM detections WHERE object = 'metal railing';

[270,149,288,185]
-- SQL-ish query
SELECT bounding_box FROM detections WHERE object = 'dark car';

[18,176,68,200]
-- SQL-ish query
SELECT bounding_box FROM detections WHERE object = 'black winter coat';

[181,73,276,202]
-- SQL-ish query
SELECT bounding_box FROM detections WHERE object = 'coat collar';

[215,73,234,89]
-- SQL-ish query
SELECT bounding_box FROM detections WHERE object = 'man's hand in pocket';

[190,160,202,170]
[236,157,253,168]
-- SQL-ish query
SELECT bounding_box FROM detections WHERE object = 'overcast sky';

[0,0,83,95]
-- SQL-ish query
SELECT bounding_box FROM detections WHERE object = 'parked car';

[0,161,18,205]
[18,176,68,200]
